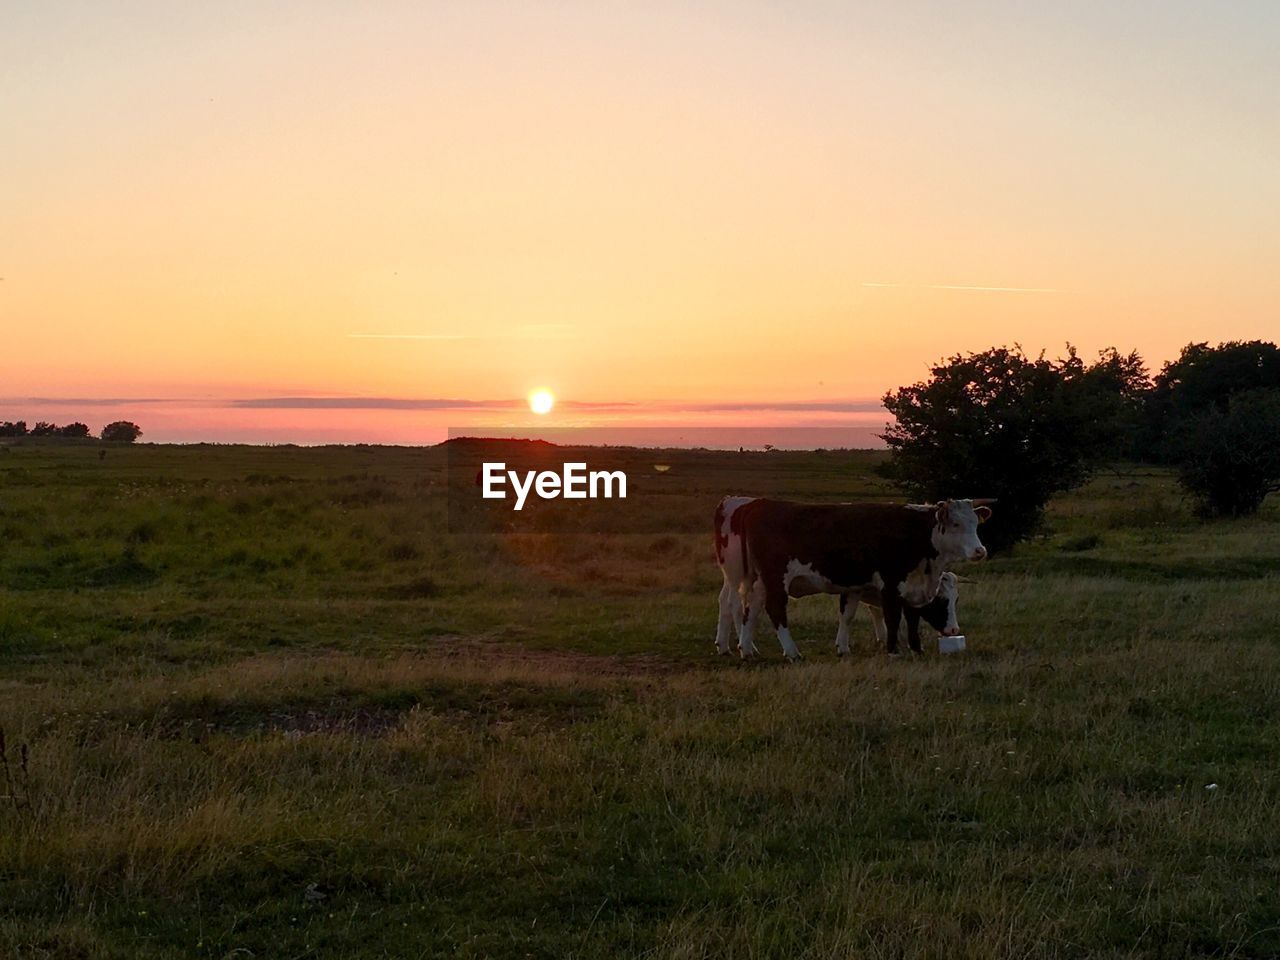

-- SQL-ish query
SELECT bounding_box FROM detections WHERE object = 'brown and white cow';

[714,496,991,660]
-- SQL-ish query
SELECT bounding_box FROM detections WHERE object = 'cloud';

[862,282,1060,293]
[233,397,510,410]
[2,396,178,406]
[230,396,639,411]
[229,396,882,414]
[676,400,884,413]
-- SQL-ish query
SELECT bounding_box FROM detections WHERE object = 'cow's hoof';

[785,653,803,664]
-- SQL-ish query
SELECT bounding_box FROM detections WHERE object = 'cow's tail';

[713,498,729,565]
[733,499,758,593]
[740,521,755,588]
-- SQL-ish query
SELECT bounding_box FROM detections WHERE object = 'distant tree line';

[0,420,142,442]
[882,340,1280,549]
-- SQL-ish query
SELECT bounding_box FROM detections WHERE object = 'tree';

[1141,341,1280,460]
[30,421,58,436]
[1077,347,1152,460]
[58,422,91,438]
[0,421,27,437]
[880,345,1145,551]
[1173,389,1280,517]
[101,421,143,443]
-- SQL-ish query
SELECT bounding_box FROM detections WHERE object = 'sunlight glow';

[528,389,555,415]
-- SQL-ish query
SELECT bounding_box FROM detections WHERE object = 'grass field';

[2,439,1279,959]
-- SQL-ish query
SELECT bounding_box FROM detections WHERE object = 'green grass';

[1,439,1278,958]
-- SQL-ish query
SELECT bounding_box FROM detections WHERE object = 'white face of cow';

[936,572,960,635]
[924,499,992,564]
[913,570,962,636]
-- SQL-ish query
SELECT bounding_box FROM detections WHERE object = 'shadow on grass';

[8,550,159,590]
[996,554,1280,582]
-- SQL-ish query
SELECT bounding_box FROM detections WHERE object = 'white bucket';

[938,634,967,654]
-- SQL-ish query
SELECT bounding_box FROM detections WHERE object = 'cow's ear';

[934,501,949,526]
[975,506,992,523]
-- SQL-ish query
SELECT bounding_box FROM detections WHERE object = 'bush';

[58,422,91,438]
[30,422,57,436]
[880,345,1147,551]
[101,421,143,443]
[1173,389,1280,517]
[1142,340,1280,461]
[0,421,26,437]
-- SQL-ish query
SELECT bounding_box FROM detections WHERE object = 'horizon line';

[2,395,887,414]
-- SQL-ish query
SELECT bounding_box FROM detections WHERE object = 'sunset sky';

[3,1,1277,443]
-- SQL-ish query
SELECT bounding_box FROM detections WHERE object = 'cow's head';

[918,571,961,636]
[910,498,994,564]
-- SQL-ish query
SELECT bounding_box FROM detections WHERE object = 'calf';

[836,571,962,655]
[714,496,991,659]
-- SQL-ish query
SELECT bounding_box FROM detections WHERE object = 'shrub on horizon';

[880,345,1148,551]
[101,421,143,443]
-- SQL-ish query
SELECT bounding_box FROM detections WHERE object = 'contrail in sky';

[347,333,468,340]
[862,282,1061,293]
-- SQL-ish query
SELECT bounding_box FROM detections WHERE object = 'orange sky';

[3,2,1277,443]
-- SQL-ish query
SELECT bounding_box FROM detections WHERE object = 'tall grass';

[1,442,1278,957]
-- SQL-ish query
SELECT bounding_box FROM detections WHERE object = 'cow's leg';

[738,579,766,659]
[764,581,801,662]
[881,590,904,656]
[869,605,888,647]
[732,578,747,640]
[835,593,859,656]
[905,607,924,655]
[731,586,745,640]
[715,577,736,655]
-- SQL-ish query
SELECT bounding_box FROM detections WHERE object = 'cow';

[718,512,967,656]
[715,497,967,654]
[714,496,992,660]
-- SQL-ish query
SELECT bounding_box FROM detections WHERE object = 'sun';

[528,388,555,415]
